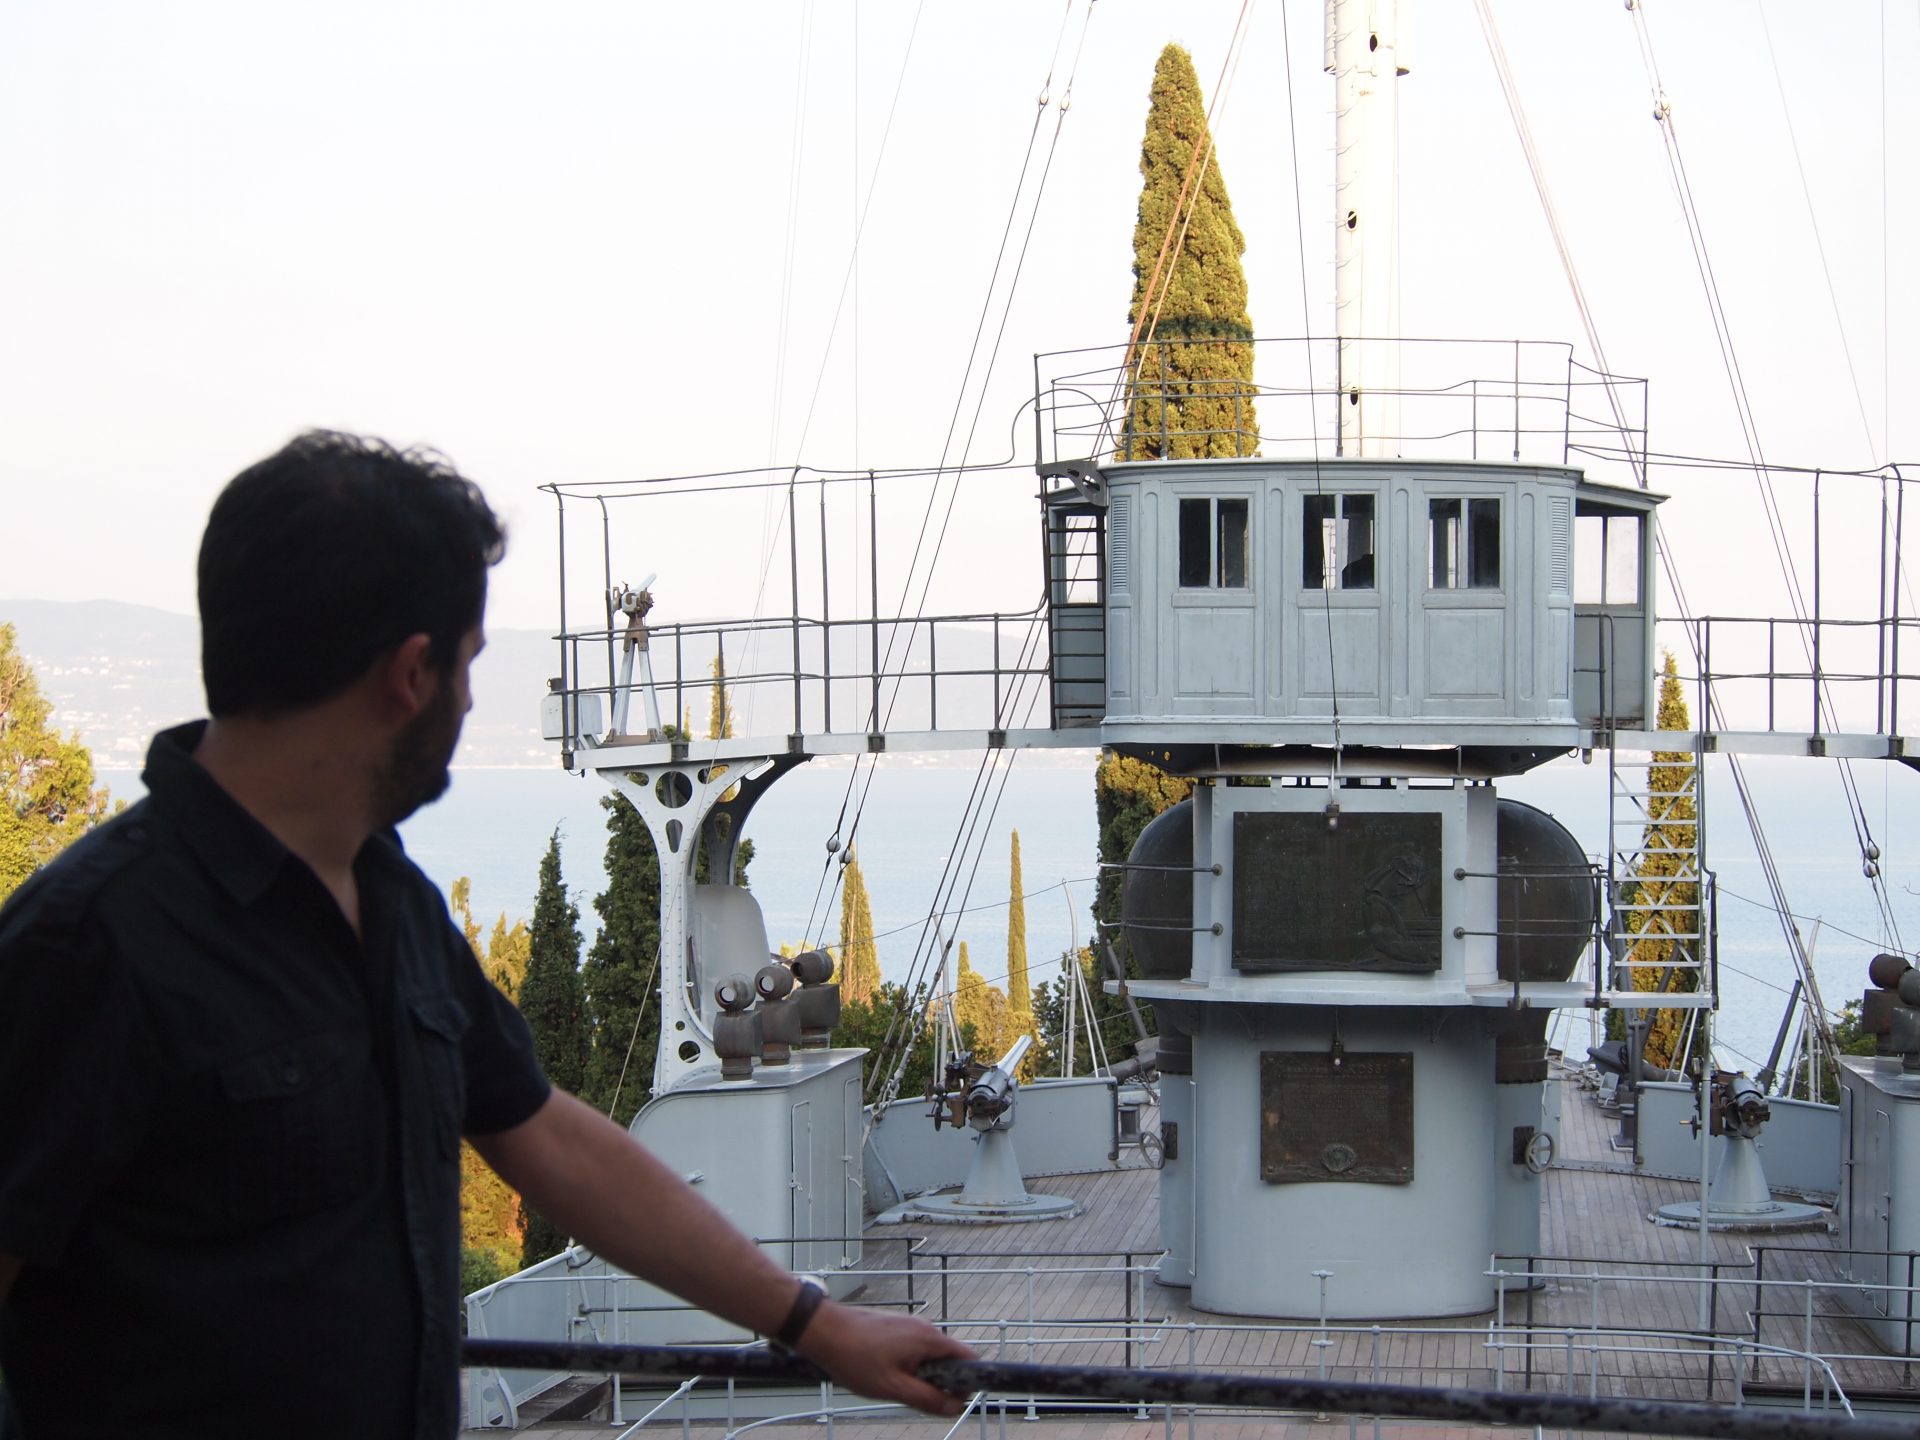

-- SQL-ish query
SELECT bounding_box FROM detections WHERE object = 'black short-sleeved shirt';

[0,723,551,1439]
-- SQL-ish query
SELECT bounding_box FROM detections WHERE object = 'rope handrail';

[458,1339,1888,1440]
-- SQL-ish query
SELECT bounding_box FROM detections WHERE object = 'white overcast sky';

[1,2,1911,640]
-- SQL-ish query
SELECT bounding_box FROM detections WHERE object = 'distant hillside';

[1,599,562,770]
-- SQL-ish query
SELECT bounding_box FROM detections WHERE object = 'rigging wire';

[1473,0,1645,488]
[807,2,1095,984]
[1280,0,1345,760]
[1755,4,1880,467]
[1622,1,1902,1072]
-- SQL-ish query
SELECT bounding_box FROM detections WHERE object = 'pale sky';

[2,1,1911,652]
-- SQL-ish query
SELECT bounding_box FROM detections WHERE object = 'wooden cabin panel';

[1298,604,1383,706]
[1424,609,1506,700]
[1106,607,1132,701]
[1515,489,1535,704]
[1174,605,1256,699]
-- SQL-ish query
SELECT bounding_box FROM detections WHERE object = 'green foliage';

[1084,751,1182,1064]
[1789,999,1877,1101]
[0,623,115,904]
[450,877,530,1002]
[838,848,882,1003]
[581,793,662,1131]
[708,652,733,740]
[952,940,1013,1063]
[1006,831,1030,1014]
[1031,948,1145,1078]
[1094,750,1191,952]
[454,900,529,1285]
[519,828,588,1268]
[460,1243,510,1311]
[834,981,971,1098]
[1624,652,1699,1070]
[1121,44,1258,460]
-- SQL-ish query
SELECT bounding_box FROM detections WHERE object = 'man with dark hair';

[0,433,971,1438]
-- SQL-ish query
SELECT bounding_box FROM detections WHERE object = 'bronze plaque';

[1260,1051,1414,1184]
[1232,811,1442,973]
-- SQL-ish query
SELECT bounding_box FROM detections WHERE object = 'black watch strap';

[771,1276,828,1352]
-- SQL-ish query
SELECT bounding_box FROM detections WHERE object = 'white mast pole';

[1327,0,1406,457]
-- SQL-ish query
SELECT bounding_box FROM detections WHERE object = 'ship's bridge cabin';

[1038,339,1660,756]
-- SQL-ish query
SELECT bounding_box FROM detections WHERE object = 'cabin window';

[1303,493,1375,590]
[1428,498,1500,590]
[1574,512,1642,605]
[1178,497,1249,589]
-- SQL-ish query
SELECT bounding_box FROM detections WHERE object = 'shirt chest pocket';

[218,1030,381,1224]
[405,992,469,1162]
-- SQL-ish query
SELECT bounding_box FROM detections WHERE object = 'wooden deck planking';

[838,1062,1902,1409]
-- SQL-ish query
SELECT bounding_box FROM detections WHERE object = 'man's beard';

[373,674,461,827]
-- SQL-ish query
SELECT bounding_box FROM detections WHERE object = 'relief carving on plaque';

[1232,812,1443,973]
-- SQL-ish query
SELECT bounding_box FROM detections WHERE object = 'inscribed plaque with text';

[1259,1051,1414,1184]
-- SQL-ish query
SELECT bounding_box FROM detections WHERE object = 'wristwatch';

[769,1275,828,1353]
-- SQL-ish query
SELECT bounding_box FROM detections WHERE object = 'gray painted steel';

[1836,1057,1920,1354]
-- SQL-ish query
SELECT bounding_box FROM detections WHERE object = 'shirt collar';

[141,721,294,907]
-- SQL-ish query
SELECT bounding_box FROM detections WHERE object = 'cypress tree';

[1005,831,1039,1077]
[519,829,588,1267]
[707,652,733,740]
[952,940,1011,1062]
[0,623,115,904]
[454,891,527,1288]
[1121,43,1258,460]
[1006,831,1030,1014]
[581,794,662,1131]
[838,848,882,1003]
[1625,652,1700,1070]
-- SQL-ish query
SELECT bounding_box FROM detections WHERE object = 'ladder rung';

[1596,991,1715,1010]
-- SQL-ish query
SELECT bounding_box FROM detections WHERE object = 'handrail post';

[820,483,833,734]
[1813,471,1824,735]
[1334,337,1344,458]
[1893,471,1906,736]
[993,617,1003,730]
[869,472,881,734]
[789,472,802,738]
[1511,338,1521,461]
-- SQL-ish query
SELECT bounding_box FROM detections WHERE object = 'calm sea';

[98,750,1920,1078]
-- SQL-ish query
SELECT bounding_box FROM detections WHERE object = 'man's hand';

[793,1297,976,1417]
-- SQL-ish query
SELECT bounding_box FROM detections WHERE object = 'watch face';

[1524,1130,1555,1174]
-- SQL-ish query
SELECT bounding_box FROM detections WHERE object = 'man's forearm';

[470,1088,803,1338]
[472,1087,975,1416]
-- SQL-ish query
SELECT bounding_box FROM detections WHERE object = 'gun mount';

[1653,1068,1826,1232]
